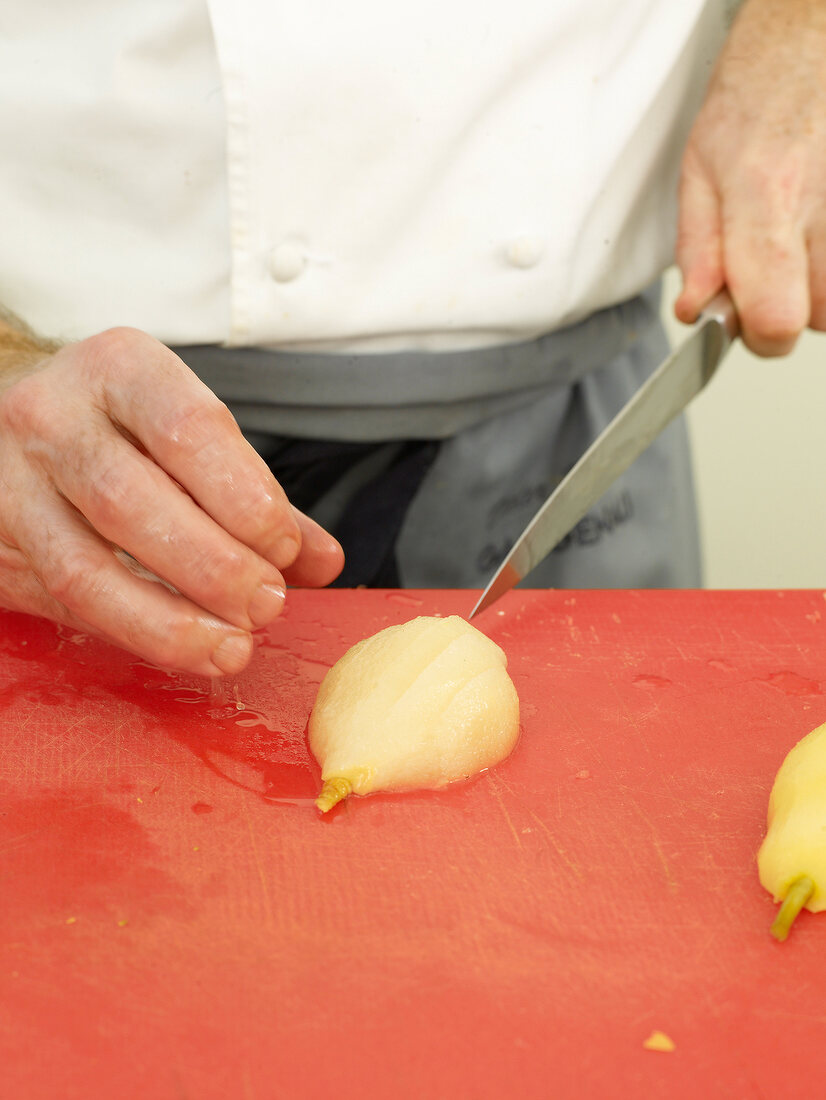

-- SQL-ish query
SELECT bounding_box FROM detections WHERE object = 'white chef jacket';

[0,1,730,353]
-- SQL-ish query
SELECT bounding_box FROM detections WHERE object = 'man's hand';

[0,324,343,676]
[675,0,826,355]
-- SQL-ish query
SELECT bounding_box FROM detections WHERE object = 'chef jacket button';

[269,241,307,283]
[505,236,544,269]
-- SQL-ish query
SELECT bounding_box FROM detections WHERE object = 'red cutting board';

[2,588,826,1099]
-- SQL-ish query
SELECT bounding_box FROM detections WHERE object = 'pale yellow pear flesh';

[309,615,520,810]
[758,720,826,938]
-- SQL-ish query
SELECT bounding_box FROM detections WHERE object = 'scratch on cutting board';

[752,1007,826,1025]
[489,773,584,881]
[619,787,678,892]
[486,774,523,851]
[13,707,39,736]
[730,627,784,661]
[61,732,114,778]
[525,808,585,881]
[689,926,723,974]
[648,834,676,892]
[16,713,87,759]
[242,802,274,928]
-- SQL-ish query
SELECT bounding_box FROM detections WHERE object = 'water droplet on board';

[234,706,282,732]
[708,658,735,673]
[758,671,822,697]
[633,675,672,690]
[208,676,229,705]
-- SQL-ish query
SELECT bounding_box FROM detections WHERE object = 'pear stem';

[316,777,352,813]
[771,875,815,942]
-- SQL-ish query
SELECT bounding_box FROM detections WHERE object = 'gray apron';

[173,284,701,590]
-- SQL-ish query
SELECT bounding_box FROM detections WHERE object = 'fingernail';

[212,633,253,675]
[248,582,286,628]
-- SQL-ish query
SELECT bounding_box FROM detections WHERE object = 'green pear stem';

[316,777,352,813]
[771,875,815,942]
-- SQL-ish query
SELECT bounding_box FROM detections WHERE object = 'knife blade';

[469,290,740,618]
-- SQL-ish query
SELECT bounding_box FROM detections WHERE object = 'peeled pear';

[757,720,826,941]
[308,615,520,811]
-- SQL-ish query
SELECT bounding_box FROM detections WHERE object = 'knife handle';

[700,290,740,343]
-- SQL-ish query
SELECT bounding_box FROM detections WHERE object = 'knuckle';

[191,543,246,596]
[164,393,234,443]
[84,458,138,529]
[0,372,52,438]
[244,496,300,555]
[730,151,801,210]
[85,326,151,367]
[80,326,165,389]
[40,546,97,608]
[740,158,775,198]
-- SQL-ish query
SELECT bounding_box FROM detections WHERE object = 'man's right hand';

[0,325,344,676]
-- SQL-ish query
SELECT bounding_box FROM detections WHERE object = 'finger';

[0,538,59,619]
[807,222,826,332]
[281,509,344,588]
[51,416,288,632]
[15,492,254,677]
[0,537,129,645]
[90,329,302,570]
[723,201,810,356]
[674,150,726,323]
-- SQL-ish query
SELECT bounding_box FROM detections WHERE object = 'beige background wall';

[661,268,826,589]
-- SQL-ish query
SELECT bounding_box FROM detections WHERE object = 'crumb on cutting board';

[643,1030,676,1052]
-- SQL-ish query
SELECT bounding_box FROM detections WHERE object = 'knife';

[469,290,740,618]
